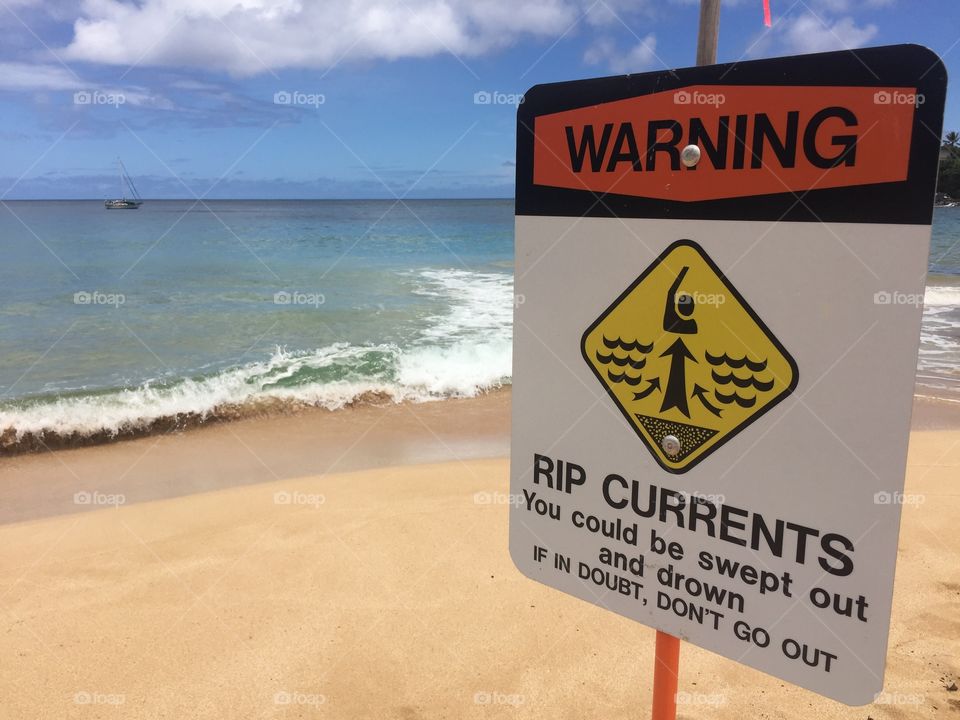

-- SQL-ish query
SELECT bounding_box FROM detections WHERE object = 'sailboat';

[104,159,143,209]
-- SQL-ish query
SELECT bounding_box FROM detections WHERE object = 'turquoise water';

[921,208,960,397]
[0,200,514,444]
[0,200,957,447]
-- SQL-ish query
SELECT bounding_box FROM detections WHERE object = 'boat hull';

[104,200,142,209]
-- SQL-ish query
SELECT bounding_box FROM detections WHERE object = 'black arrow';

[691,384,723,417]
[632,377,661,401]
[659,338,696,417]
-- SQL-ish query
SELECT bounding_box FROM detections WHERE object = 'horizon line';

[1,196,517,202]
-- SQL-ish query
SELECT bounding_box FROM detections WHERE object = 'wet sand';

[0,389,511,525]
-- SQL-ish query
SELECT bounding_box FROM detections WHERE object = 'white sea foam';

[396,267,513,395]
[924,284,960,307]
[413,268,515,341]
[918,283,960,376]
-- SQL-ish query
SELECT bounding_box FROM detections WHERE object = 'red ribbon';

[763,0,772,27]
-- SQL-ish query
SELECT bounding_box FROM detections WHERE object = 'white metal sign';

[509,45,947,705]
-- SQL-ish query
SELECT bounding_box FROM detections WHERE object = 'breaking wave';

[0,268,514,453]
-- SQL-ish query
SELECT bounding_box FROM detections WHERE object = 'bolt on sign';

[509,45,946,705]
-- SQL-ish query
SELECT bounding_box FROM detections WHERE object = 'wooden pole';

[650,9,719,720]
[696,0,721,66]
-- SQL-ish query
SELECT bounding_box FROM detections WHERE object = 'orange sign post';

[651,631,681,720]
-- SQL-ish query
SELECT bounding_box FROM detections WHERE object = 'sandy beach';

[1,391,958,718]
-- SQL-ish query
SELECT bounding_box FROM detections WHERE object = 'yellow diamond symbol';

[581,240,798,473]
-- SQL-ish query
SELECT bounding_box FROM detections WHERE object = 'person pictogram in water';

[660,267,697,417]
[663,267,697,335]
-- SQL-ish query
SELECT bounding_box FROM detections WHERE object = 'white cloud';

[0,0,87,28]
[582,0,656,27]
[0,61,172,109]
[0,62,82,91]
[781,13,877,54]
[812,0,853,11]
[816,0,896,10]
[59,0,605,75]
[749,12,878,57]
[584,34,658,74]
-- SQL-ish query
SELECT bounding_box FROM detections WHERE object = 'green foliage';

[939,131,960,198]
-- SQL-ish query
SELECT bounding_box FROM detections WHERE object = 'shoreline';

[0,388,511,525]
[0,387,958,527]
[2,376,959,456]
[909,390,960,428]
[0,386,513,456]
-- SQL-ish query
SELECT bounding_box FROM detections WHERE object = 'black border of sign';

[579,239,800,474]
[516,44,947,224]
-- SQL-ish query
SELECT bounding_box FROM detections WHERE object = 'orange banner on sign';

[532,85,917,202]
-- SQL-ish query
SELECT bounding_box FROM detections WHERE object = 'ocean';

[0,200,958,450]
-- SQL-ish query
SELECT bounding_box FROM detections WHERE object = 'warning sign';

[509,44,947,706]
[582,240,797,472]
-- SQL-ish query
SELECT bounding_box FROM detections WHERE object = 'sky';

[1,0,958,199]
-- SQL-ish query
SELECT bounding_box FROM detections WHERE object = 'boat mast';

[123,161,142,201]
